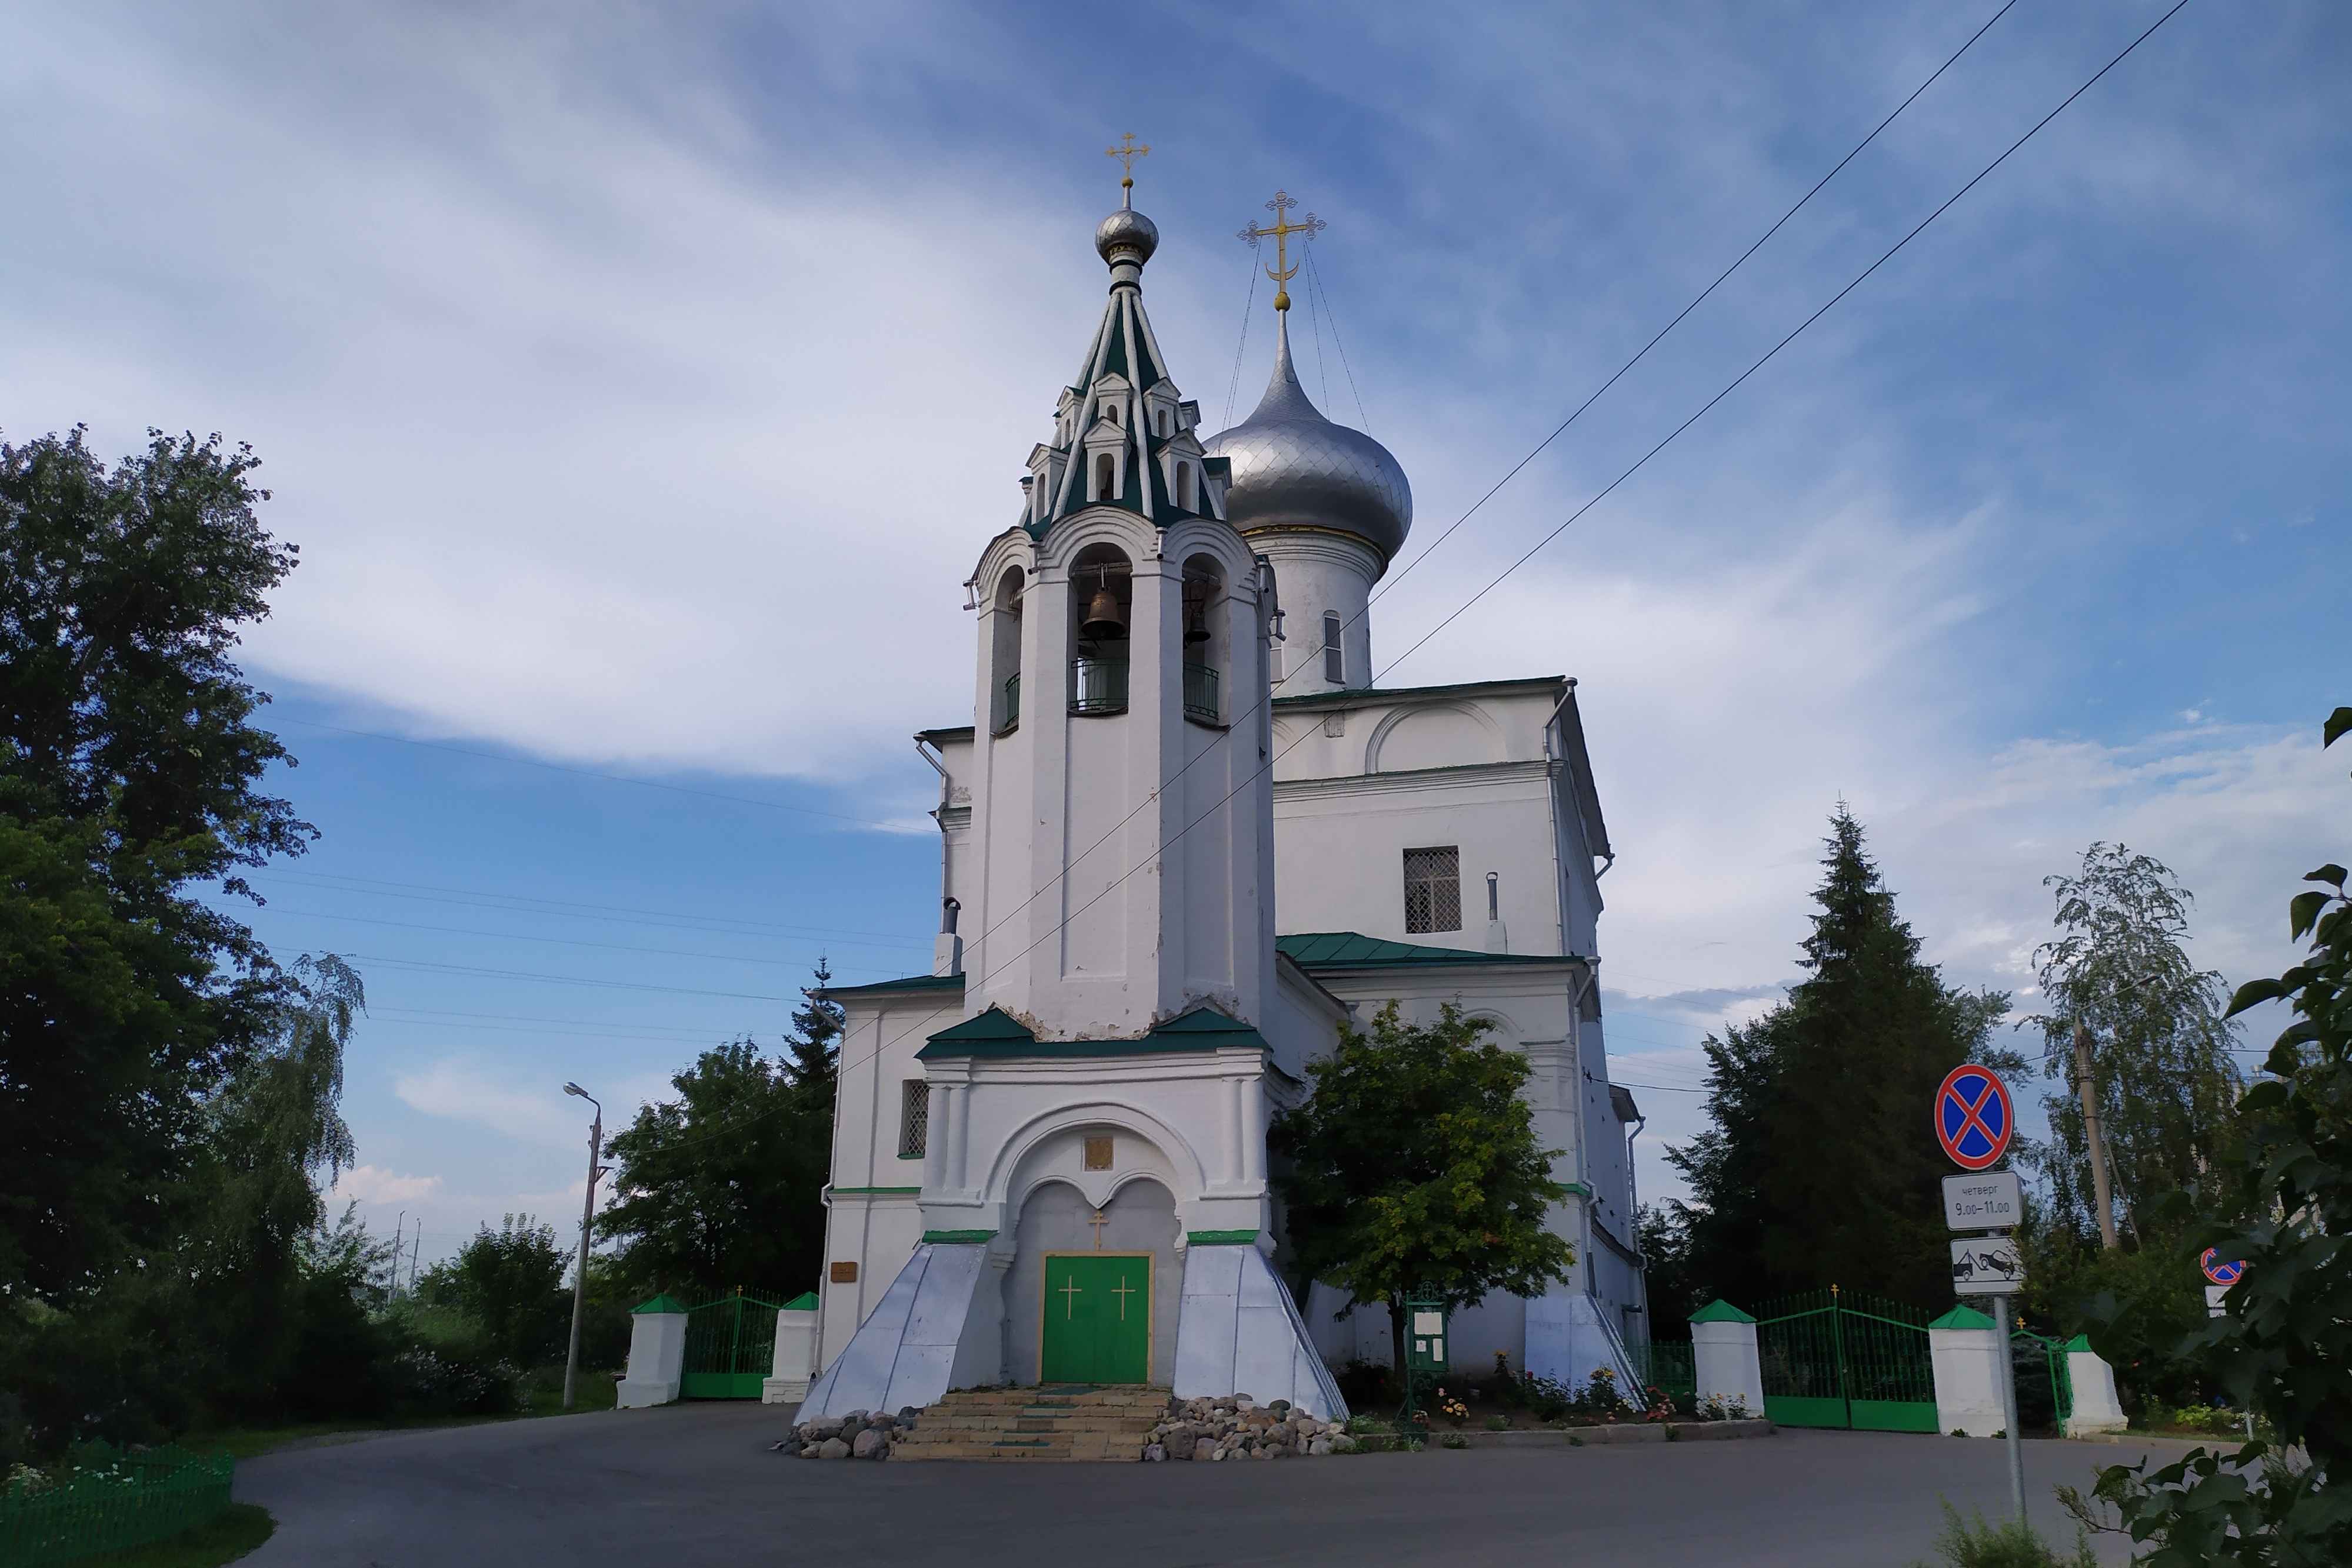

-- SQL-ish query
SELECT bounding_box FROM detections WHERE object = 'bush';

[1917,1504,2094,1568]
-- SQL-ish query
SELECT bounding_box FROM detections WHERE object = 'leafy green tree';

[2029,843,2243,1249]
[2070,708,2352,1564]
[1,427,310,1303]
[1668,808,2012,1308]
[419,1216,572,1369]
[597,963,842,1299]
[1270,1001,1574,1371]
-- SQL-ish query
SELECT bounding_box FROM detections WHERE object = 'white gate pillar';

[1929,1304,2007,1436]
[1689,1300,1764,1416]
[2063,1334,2128,1434]
[617,1294,689,1409]
[764,1292,820,1405]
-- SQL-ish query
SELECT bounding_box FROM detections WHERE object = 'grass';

[1915,1503,2096,1568]
[65,1502,275,1568]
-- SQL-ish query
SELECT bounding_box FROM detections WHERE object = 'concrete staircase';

[892,1386,1165,1462]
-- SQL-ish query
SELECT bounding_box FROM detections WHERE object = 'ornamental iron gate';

[681,1290,785,1399]
[1755,1287,1937,1432]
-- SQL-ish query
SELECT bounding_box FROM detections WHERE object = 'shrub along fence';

[0,1444,236,1566]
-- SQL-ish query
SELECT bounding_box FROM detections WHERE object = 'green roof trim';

[779,1292,819,1312]
[1688,1299,1756,1325]
[1929,1305,1995,1330]
[918,1005,1270,1060]
[1277,932,1574,968]
[1187,1230,1261,1246]
[1271,675,1570,711]
[631,1293,691,1315]
[819,973,965,1000]
[922,1229,997,1246]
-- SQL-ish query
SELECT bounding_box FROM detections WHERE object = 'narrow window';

[1323,611,1344,685]
[1102,402,1119,426]
[898,1079,930,1158]
[1095,453,1116,502]
[1403,846,1462,934]
[1178,463,1195,511]
[1157,408,1169,436]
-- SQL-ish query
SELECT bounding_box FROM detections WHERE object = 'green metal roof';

[1688,1298,1756,1325]
[779,1292,819,1312]
[631,1293,690,1315]
[1271,675,1569,711]
[1928,1305,1995,1330]
[819,973,965,1000]
[917,1004,1270,1060]
[1276,932,1578,968]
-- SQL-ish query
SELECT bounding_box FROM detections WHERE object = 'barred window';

[898,1079,930,1159]
[1403,846,1462,934]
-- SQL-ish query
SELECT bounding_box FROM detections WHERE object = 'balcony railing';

[999,672,1020,731]
[1068,656,1128,715]
[1183,662,1220,724]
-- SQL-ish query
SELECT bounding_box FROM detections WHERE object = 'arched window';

[1094,453,1117,503]
[1177,463,1195,512]
[1323,612,1344,685]
[1070,543,1132,716]
[1182,555,1227,725]
[1157,408,1169,436]
[1101,402,1120,426]
[991,566,1025,733]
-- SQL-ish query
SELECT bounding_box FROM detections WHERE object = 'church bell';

[1080,572,1128,642]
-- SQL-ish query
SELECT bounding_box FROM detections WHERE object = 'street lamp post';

[561,1083,609,1412]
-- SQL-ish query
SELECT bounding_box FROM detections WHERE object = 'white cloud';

[329,1164,444,1205]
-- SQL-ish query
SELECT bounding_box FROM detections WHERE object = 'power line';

[252,903,925,964]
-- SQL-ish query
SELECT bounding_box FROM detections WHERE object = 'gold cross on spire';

[1105,132,1150,204]
[1239,189,1325,312]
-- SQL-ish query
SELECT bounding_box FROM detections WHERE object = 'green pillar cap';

[1928,1305,1995,1330]
[779,1292,819,1312]
[631,1293,691,1315]
[1688,1299,1756,1325]
[2062,1333,2093,1353]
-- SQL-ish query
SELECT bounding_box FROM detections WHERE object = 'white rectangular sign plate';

[2206,1284,2231,1319]
[1951,1236,2025,1296]
[1943,1171,2024,1232]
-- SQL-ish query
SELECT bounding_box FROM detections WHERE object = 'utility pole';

[561,1083,609,1412]
[2073,1020,2120,1250]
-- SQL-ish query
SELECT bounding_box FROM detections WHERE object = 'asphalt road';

[238,1403,2183,1566]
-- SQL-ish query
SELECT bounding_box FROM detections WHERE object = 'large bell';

[1182,593,1210,645]
[1080,578,1128,642]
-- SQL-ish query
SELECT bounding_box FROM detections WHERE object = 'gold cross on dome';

[1105,132,1151,191]
[1111,1275,1137,1320]
[1058,1273,1083,1318]
[1088,1209,1110,1249]
[1239,189,1325,312]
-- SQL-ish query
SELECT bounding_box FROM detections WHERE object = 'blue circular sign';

[1935,1065,2014,1170]
[2201,1249,2246,1287]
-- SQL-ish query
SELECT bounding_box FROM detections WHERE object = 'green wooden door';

[1040,1254,1150,1384]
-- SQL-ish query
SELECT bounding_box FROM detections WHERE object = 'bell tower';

[955,166,1278,1042]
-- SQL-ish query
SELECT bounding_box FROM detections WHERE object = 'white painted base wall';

[763,1306,818,1405]
[1171,1245,1348,1420]
[1525,1293,1641,1392]
[2064,1344,2128,1434]
[617,1309,687,1409]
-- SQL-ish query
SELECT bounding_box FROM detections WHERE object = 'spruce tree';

[1669,808,2010,1308]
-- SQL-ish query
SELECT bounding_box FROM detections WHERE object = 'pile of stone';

[1142,1394,1358,1461]
[773,1407,920,1460]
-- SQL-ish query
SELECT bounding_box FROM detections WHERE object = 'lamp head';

[564,1083,587,1098]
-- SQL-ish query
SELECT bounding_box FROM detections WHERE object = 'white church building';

[798,177,1645,1421]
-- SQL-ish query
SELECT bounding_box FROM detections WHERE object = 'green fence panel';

[1625,1342,1695,1403]
[681,1290,786,1398]
[1754,1287,1937,1432]
[0,1445,235,1567]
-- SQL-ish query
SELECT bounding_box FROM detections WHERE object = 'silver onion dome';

[1204,318,1412,563]
[1095,205,1160,268]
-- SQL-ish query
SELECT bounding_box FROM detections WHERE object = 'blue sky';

[5,1,2346,1267]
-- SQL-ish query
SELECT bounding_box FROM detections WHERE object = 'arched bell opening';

[1180,555,1228,726]
[1067,542,1132,717]
[989,566,1025,735]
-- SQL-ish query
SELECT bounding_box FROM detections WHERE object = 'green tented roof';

[1688,1299,1755,1325]
[779,1292,818,1312]
[631,1293,690,1315]
[2063,1334,2092,1353]
[1929,1305,1995,1330]
[1277,932,1576,968]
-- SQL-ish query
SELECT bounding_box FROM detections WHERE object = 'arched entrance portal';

[1005,1178,1179,1386]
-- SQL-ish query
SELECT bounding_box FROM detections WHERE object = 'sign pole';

[1993,1292,2025,1522]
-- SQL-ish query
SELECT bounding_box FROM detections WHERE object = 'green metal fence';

[0,1444,235,1567]
[681,1289,785,1398]
[2012,1327,2074,1432]
[1755,1287,1938,1433]
[1625,1341,1696,1404]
